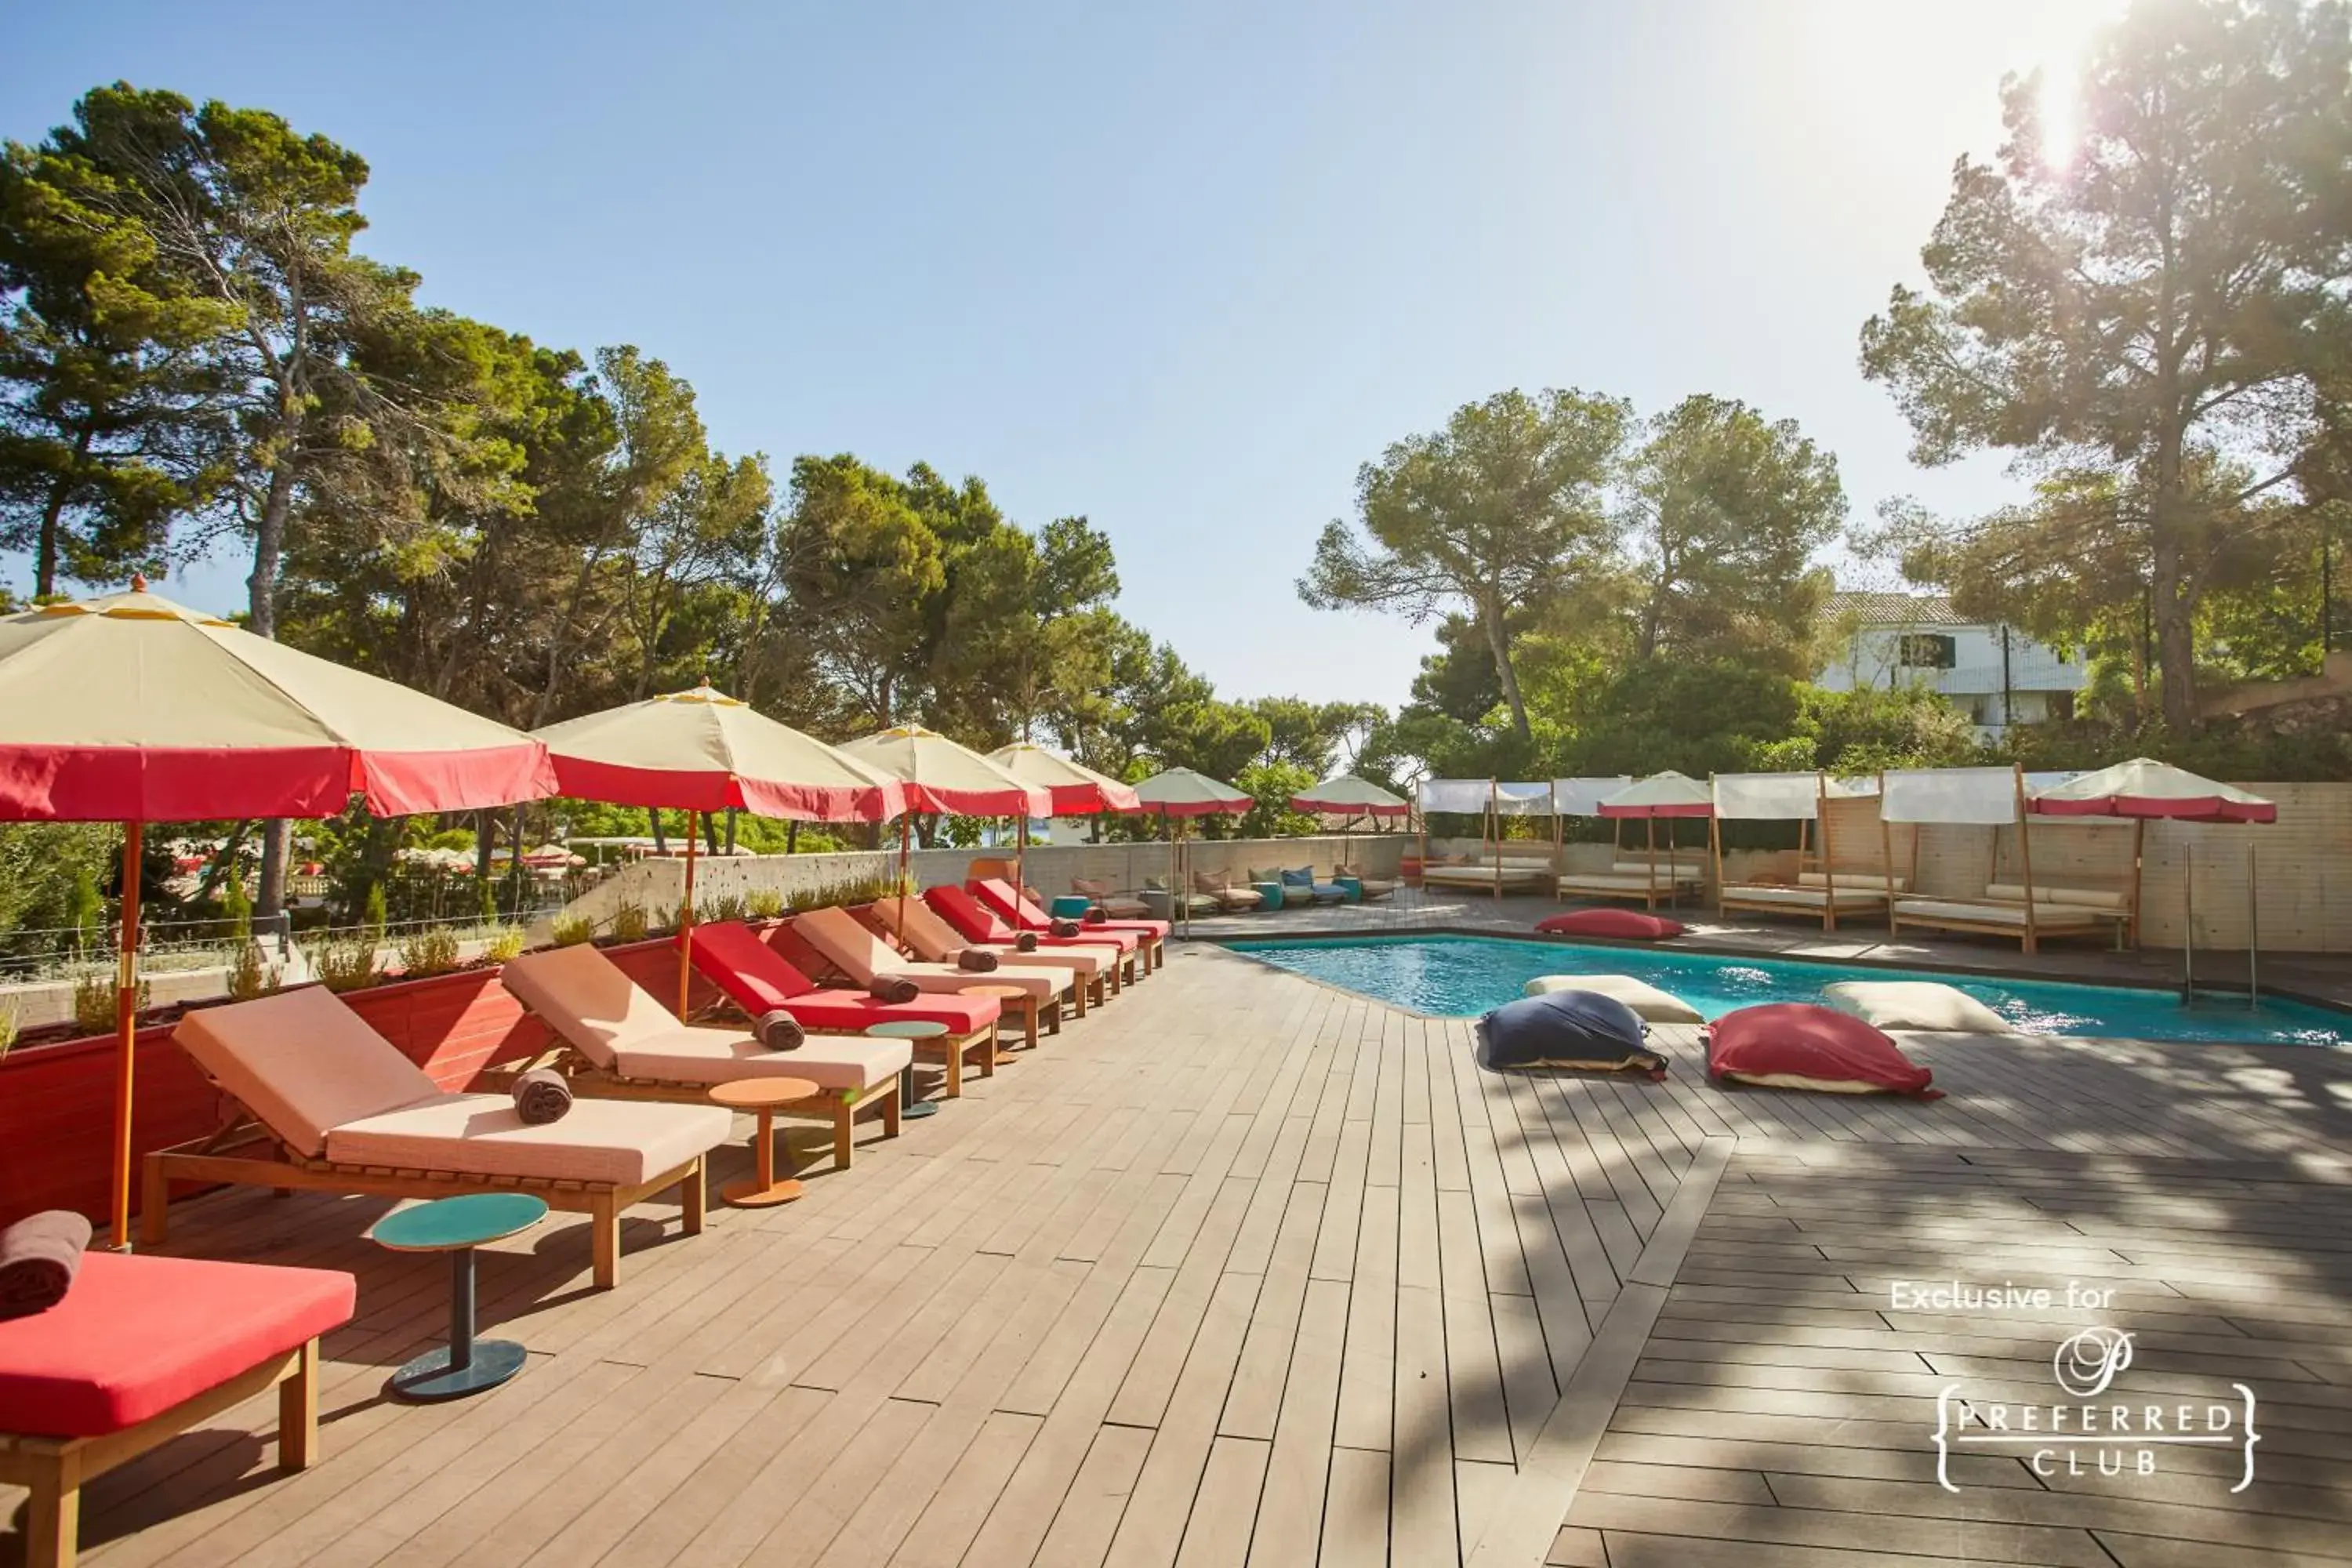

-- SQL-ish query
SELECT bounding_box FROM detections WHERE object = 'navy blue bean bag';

[1475,989,1668,1080]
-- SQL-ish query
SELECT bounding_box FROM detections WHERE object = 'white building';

[1816,593,2084,739]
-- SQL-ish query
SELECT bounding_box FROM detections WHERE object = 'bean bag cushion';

[1534,909,1684,941]
[0,1250,355,1438]
[1475,990,1667,1080]
[1823,981,2015,1034]
[1705,1003,1940,1097]
[1523,973,1703,1024]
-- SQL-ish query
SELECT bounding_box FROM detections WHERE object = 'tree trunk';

[34,474,72,600]
[649,806,668,853]
[1476,597,1531,739]
[724,808,739,855]
[2151,532,2197,728]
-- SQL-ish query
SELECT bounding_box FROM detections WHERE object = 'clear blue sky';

[2,0,2115,710]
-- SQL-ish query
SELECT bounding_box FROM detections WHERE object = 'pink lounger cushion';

[0,1250,354,1438]
[325,1094,731,1185]
[176,986,445,1158]
[611,1027,906,1094]
[792,906,1072,1003]
[690,922,999,1033]
[927,886,1137,956]
[971,879,1168,942]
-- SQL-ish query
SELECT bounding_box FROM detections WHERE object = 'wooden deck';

[19,942,2352,1567]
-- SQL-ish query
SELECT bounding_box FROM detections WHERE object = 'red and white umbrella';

[1134,768,1254,936]
[1595,770,1715,818]
[839,725,1051,929]
[987,742,1143,897]
[0,582,558,1247]
[2029,758,2276,823]
[536,684,906,1014]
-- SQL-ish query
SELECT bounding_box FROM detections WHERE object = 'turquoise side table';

[1048,895,1091,920]
[372,1192,546,1402]
[866,1018,948,1119]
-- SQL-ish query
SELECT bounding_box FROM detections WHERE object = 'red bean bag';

[1534,909,1685,941]
[1704,1003,1942,1098]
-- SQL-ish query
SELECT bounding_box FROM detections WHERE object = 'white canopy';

[1417,778,1554,815]
[1550,776,1634,815]
[1494,781,1555,816]
[1881,766,2023,826]
[1713,771,1833,821]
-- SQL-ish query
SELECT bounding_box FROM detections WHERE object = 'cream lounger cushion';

[1559,873,1686,891]
[327,1094,727,1186]
[173,985,730,1178]
[1609,861,1705,878]
[1722,884,1886,909]
[1983,883,2128,911]
[500,942,912,1089]
[1823,981,2015,1034]
[1523,974,1704,1024]
[877,898,1113,978]
[1894,898,2100,929]
[176,985,448,1157]
[794,906,1071,1002]
[1797,872,1907,892]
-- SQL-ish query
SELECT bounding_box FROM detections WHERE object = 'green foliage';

[220,877,281,1000]
[362,883,387,941]
[482,926,526,964]
[745,888,786,920]
[1858,0,2352,727]
[1233,760,1322,839]
[0,1000,16,1059]
[550,913,596,948]
[608,899,649,942]
[784,875,904,913]
[310,938,381,993]
[698,891,750,925]
[397,924,463,978]
[0,824,118,963]
[71,972,148,1034]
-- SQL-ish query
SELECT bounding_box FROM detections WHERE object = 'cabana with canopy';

[1416,779,1558,897]
[1711,771,1900,930]
[533,683,908,1014]
[2031,759,2274,990]
[1131,767,1253,936]
[1882,764,2107,953]
[0,583,561,1250]
[1557,771,1711,909]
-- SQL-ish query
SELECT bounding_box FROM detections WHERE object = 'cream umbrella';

[986,742,1143,898]
[1290,773,1409,875]
[1597,770,1715,895]
[0,581,557,1248]
[1133,768,1254,937]
[838,725,1052,930]
[534,683,906,1015]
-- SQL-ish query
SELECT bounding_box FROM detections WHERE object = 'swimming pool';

[1221,935,2350,1046]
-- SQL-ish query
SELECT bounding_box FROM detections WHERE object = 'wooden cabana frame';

[1882,764,2104,954]
[1711,772,1896,931]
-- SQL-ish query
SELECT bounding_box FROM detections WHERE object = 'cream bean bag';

[1822,980,2016,1033]
[1523,973,1703,1025]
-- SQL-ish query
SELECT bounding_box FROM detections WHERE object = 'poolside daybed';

[1711,771,1896,931]
[147,985,728,1287]
[1880,765,2106,954]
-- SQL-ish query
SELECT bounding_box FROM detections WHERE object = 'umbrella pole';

[897,815,913,932]
[677,810,699,1018]
[110,820,143,1251]
[1015,816,1028,913]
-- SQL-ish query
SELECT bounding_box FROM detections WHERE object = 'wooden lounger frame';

[526,1053,907,1162]
[1554,871,1701,910]
[1885,900,2105,956]
[2,1338,321,1568]
[142,1122,704,1290]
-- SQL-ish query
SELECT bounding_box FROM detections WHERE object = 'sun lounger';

[927,884,1152,978]
[1555,864,1704,908]
[1420,858,1554,893]
[500,943,906,1169]
[686,920,1002,1100]
[1187,869,1264,912]
[793,904,1071,1048]
[869,893,1121,1006]
[971,877,1167,971]
[1719,871,1900,930]
[1983,882,2136,945]
[0,1250,355,1567]
[1071,877,1153,921]
[149,985,728,1287]
[1890,895,2106,953]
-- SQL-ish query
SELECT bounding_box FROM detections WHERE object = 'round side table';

[709,1076,821,1206]
[865,1018,948,1118]
[372,1192,546,1402]
[957,983,1029,1062]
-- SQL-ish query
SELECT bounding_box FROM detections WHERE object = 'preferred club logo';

[1930,1326,2260,1493]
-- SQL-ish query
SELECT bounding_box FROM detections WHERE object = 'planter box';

[0,966,553,1230]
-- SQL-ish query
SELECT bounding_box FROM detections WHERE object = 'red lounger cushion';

[926,886,1136,955]
[1704,1003,1941,1098]
[0,1250,355,1438]
[690,920,996,1032]
[1535,910,1686,941]
[970,879,1165,942]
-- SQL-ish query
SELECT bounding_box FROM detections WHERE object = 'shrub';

[311,938,381,994]
[699,891,749,925]
[550,913,596,947]
[0,1000,17,1060]
[609,899,649,942]
[745,887,786,920]
[483,926,527,963]
[398,924,463,978]
[72,972,150,1034]
[362,882,388,941]
[785,873,905,915]
[226,939,282,1001]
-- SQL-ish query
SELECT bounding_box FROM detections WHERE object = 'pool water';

[1222,935,2350,1046]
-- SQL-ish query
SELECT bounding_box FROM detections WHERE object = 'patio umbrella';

[1598,770,1715,891]
[987,742,1144,898]
[1133,768,1254,937]
[1290,773,1409,871]
[534,683,906,1014]
[2031,759,2276,995]
[0,582,558,1248]
[838,725,1051,931]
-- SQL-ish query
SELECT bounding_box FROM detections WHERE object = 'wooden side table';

[371,1192,546,1401]
[865,1019,949,1118]
[709,1076,821,1205]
